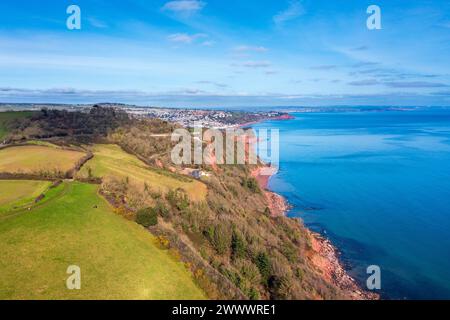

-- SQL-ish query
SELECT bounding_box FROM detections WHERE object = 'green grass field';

[0,180,52,216]
[0,181,205,300]
[77,144,207,202]
[0,111,34,140]
[0,145,86,175]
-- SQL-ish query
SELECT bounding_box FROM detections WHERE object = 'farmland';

[0,180,52,216]
[0,145,86,176]
[0,182,205,300]
[77,144,207,202]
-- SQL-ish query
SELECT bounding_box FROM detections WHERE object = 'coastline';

[236,113,295,129]
[251,164,378,300]
[249,115,378,300]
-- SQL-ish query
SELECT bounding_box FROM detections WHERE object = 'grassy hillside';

[0,181,205,300]
[0,180,52,216]
[77,144,207,202]
[0,111,34,140]
[0,145,86,175]
[1,106,348,300]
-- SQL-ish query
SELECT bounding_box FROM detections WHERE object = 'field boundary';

[0,144,92,179]
[0,181,71,221]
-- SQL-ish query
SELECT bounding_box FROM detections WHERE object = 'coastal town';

[0,103,292,129]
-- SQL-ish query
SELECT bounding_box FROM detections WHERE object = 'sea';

[252,108,450,299]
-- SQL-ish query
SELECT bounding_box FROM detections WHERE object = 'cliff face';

[176,163,357,300]
[250,165,377,300]
[105,151,355,299]
[100,119,353,299]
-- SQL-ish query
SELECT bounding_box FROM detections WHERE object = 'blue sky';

[0,0,449,107]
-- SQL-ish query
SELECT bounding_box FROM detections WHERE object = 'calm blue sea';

[252,109,450,299]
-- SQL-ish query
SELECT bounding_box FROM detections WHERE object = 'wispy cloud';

[167,33,207,44]
[351,61,380,68]
[196,80,229,88]
[384,81,449,88]
[87,17,108,29]
[348,79,380,86]
[273,1,304,26]
[201,40,215,46]
[162,1,206,15]
[439,21,450,28]
[234,45,268,52]
[310,65,337,70]
[241,60,272,68]
[431,90,450,96]
[351,45,369,51]
[2,87,448,107]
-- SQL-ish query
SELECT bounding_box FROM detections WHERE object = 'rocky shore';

[251,166,290,217]
[251,164,378,300]
[309,231,379,300]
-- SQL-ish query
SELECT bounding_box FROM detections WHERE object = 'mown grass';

[0,181,205,300]
[0,111,34,140]
[0,180,52,216]
[0,145,86,175]
[77,144,207,202]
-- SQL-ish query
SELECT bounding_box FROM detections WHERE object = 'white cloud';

[197,81,228,88]
[87,17,108,29]
[309,65,337,70]
[273,1,304,26]
[162,1,206,14]
[242,61,272,68]
[3,87,447,107]
[234,45,268,52]
[167,33,207,44]
[201,40,215,47]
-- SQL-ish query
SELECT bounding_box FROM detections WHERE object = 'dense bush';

[166,189,190,211]
[135,207,158,227]
[255,252,272,284]
[154,201,169,218]
[204,224,232,255]
[231,230,246,260]
[241,177,260,193]
[8,105,130,141]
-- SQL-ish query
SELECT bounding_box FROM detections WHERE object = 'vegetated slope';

[0,182,205,300]
[0,180,52,216]
[5,106,352,300]
[77,144,207,202]
[0,145,86,176]
[0,111,35,141]
[4,106,129,142]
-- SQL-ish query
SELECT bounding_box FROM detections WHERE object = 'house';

[191,170,210,179]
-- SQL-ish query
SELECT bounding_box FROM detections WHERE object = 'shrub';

[221,267,242,288]
[236,259,261,284]
[268,275,290,300]
[204,224,232,255]
[166,189,190,211]
[154,201,169,218]
[241,177,260,193]
[135,207,158,227]
[231,230,246,260]
[255,252,271,284]
[156,236,170,249]
[248,287,260,300]
[281,243,298,263]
